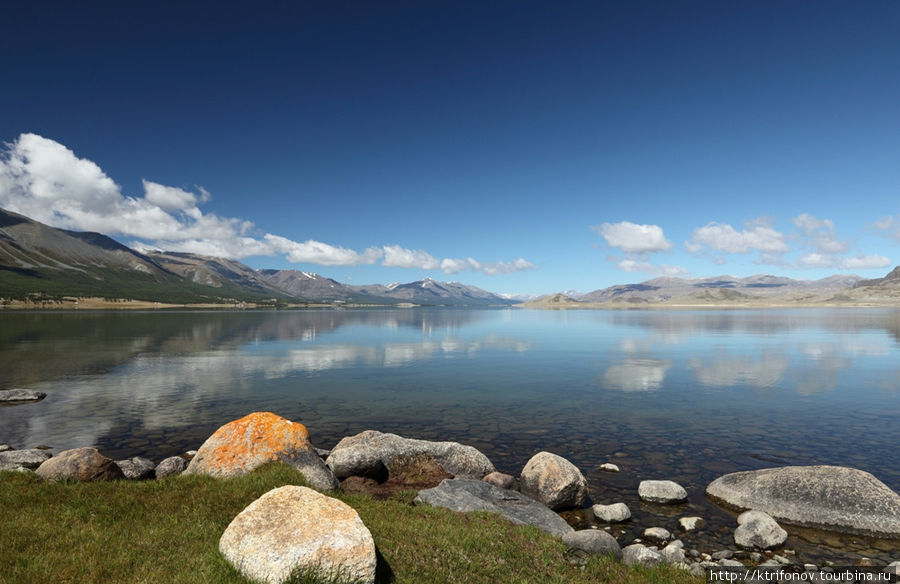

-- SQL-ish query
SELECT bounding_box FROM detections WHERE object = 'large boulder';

[326,430,494,481]
[415,478,574,537]
[185,412,338,490]
[734,510,787,550]
[706,465,900,538]
[35,447,124,481]
[638,480,688,504]
[519,451,588,511]
[220,485,376,584]
[0,448,52,471]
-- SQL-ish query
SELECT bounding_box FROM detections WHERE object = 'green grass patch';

[0,464,702,584]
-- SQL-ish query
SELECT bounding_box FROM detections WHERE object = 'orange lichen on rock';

[185,412,312,477]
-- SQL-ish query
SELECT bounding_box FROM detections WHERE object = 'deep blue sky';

[2,1,899,295]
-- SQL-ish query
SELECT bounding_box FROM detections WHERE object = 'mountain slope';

[0,208,285,303]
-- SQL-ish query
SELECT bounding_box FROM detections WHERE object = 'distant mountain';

[576,273,865,305]
[0,207,516,306]
[854,266,900,288]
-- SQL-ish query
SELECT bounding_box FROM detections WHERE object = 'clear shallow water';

[2,307,899,561]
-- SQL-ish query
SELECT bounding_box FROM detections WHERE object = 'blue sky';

[1,1,899,296]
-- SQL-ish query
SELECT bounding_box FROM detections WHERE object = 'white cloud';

[873,215,900,242]
[594,221,672,253]
[840,254,891,270]
[687,220,790,254]
[792,213,849,254]
[617,259,689,277]
[0,133,535,276]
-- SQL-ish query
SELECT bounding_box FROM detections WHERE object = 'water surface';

[2,307,899,561]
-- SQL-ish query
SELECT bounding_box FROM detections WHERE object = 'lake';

[2,307,899,561]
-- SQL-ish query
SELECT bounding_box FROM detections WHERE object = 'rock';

[711,550,733,560]
[0,444,12,452]
[622,543,662,567]
[220,485,376,584]
[638,480,687,504]
[155,456,188,478]
[642,527,671,544]
[340,454,452,498]
[678,516,706,532]
[0,389,46,402]
[116,457,156,480]
[184,412,338,490]
[707,465,900,538]
[326,430,494,481]
[0,448,52,470]
[415,478,574,537]
[884,561,900,576]
[35,447,124,481]
[599,463,620,473]
[519,451,589,511]
[734,510,787,550]
[561,529,622,560]
[483,471,517,490]
[719,558,745,568]
[661,540,686,564]
[592,502,631,523]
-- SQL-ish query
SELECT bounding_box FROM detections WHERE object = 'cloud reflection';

[602,358,671,392]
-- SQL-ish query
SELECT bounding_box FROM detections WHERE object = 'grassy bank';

[0,464,701,584]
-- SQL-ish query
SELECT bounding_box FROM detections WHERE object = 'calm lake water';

[2,307,899,560]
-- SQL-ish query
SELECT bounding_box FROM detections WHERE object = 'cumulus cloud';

[593,221,672,253]
[792,213,849,254]
[687,219,790,254]
[0,133,535,276]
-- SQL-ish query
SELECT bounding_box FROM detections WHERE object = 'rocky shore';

[2,411,899,584]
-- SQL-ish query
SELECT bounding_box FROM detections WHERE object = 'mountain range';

[0,208,514,306]
[2,206,899,307]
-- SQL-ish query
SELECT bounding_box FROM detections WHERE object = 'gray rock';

[734,510,787,550]
[326,430,494,480]
[711,550,734,560]
[415,478,574,537]
[678,516,706,532]
[220,485,376,584]
[639,480,688,504]
[155,456,188,478]
[288,448,340,492]
[622,543,662,567]
[36,447,124,481]
[0,389,46,402]
[642,527,671,544]
[707,465,900,537]
[561,529,622,560]
[592,502,632,523]
[884,561,900,576]
[719,559,745,568]
[0,444,12,452]
[482,471,517,490]
[519,451,589,511]
[599,463,620,473]
[661,540,686,564]
[116,457,156,480]
[0,448,52,470]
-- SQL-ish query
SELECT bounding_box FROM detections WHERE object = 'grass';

[0,464,702,584]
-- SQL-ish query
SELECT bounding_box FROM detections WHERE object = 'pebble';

[598,463,620,473]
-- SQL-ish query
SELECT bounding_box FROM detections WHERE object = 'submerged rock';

[415,478,574,537]
[220,485,376,584]
[0,389,46,403]
[707,465,900,538]
[519,451,589,511]
[36,447,124,481]
[326,430,494,481]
